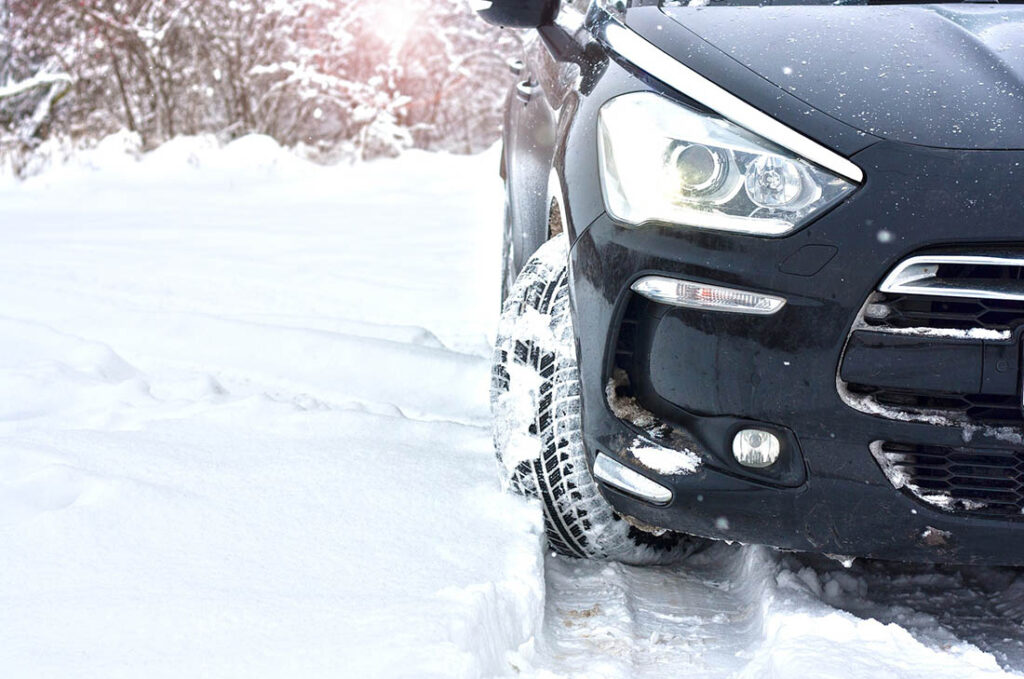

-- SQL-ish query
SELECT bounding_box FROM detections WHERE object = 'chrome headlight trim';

[599,21,864,185]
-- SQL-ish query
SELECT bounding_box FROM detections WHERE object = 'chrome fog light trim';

[593,453,673,505]
[631,275,786,315]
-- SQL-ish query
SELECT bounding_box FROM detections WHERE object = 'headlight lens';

[597,92,856,236]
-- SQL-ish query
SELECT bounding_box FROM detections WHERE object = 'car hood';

[656,5,1024,150]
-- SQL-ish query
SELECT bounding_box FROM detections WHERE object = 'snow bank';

[742,564,1016,679]
[8,132,314,190]
[741,558,1024,679]
[0,135,544,678]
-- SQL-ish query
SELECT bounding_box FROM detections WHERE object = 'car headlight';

[597,92,857,236]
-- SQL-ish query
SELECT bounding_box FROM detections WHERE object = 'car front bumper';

[569,139,1024,565]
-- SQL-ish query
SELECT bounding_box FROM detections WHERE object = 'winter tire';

[491,233,697,563]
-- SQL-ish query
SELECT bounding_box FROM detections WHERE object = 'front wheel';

[490,234,696,563]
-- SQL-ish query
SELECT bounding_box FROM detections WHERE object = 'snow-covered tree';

[0,0,518,170]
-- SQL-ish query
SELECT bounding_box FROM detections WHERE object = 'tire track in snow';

[529,544,775,678]
[0,308,492,428]
[528,545,1024,678]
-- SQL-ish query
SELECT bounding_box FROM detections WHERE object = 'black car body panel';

[499,1,1024,564]
[654,4,1024,150]
[501,41,560,279]
[625,6,881,156]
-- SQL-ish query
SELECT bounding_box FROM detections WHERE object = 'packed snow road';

[0,137,1023,678]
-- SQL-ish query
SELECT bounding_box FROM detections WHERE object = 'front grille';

[873,441,1024,518]
[840,254,1024,428]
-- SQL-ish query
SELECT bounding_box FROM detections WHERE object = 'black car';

[482,0,1024,565]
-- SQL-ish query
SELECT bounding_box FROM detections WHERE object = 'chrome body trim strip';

[593,453,673,505]
[599,21,864,184]
[880,255,1024,301]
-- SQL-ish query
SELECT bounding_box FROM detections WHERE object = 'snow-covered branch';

[0,72,71,101]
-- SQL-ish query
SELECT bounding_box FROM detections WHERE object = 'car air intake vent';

[872,441,1024,518]
[840,253,1024,428]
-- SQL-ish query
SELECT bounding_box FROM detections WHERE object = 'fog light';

[732,429,781,468]
[631,276,785,315]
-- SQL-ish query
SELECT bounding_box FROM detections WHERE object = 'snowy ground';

[1,137,1024,678]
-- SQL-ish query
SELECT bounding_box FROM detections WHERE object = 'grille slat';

[942,464,1015,481]
[948,461,1020,473]
[947,480,1019,492]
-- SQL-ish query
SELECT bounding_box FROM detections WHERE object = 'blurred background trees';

[0,0,520,172]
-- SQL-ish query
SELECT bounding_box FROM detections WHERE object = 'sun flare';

[370,3,418,47]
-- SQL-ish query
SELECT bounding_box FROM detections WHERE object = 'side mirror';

[475,0,560,28]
